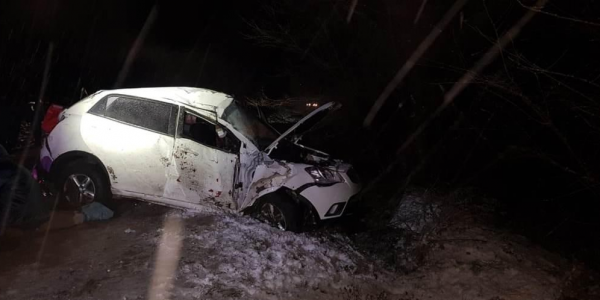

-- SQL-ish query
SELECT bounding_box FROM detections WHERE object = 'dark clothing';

[0,106,22,152]
[0,145,48,233]
[0,144,7,157]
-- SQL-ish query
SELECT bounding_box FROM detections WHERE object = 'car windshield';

[222,102,279,150]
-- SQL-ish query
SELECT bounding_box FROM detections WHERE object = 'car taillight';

[41,104,64,134]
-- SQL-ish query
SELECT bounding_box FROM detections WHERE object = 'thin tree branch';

[395,0,549,155]
[346,0,359,23]
[414,0,429,24]
[516,0,600,26]
[363,0,469,127]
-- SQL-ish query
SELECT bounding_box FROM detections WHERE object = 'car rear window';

[89,96,178,135]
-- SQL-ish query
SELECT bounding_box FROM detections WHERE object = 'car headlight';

[305,166,342,185]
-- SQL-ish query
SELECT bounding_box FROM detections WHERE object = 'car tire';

[253,194,301,232]
[57,160,113,210]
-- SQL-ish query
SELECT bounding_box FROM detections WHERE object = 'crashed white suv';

[38,87,360,231]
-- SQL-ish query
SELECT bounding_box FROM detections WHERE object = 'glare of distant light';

[147,214,183,300]
[305,103,319,107]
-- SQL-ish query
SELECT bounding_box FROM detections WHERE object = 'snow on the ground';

[0,204,393,300]
[385,226,566,300]
[357,190,569,300]
[165,199,571,300]
[166,210,390,299]
[1,198,593,300]
[389,192,441,233]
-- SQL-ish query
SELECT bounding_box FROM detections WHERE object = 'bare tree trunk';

[114,5,158,88]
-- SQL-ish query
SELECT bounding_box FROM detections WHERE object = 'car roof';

[103,87,233,111]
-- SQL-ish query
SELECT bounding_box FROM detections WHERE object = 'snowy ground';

[1,195,598,300]
[0,202,392,300]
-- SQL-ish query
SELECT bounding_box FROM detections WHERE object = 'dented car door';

[169,108,239,208]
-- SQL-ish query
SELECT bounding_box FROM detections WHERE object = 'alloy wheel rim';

[259,203,286,230]
[63,174,96,205]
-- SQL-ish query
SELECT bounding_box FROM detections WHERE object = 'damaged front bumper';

[295,171,361,220]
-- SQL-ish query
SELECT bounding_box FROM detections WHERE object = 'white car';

[37,87,360,231]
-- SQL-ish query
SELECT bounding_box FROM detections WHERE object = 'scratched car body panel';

[39,87,361,228]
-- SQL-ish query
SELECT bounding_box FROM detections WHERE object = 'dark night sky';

[0,0,285,106]
[3,0,599,107]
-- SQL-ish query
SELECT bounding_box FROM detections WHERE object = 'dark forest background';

[1,0,600,268]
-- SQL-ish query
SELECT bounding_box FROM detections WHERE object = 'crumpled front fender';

[239,161,294,209]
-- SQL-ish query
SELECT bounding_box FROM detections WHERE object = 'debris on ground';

[82,202,114,221]
[37,203,114,231]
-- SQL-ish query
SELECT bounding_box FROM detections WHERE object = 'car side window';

[89,96,178,136]
[181,110,240,153]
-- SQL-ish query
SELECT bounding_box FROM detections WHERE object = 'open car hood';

[265,102,339,152]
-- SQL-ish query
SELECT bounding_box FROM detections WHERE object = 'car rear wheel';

[57,160,113,210]
[254,195,301,232]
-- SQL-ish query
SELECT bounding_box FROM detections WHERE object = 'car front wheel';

[254,195,301,232]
